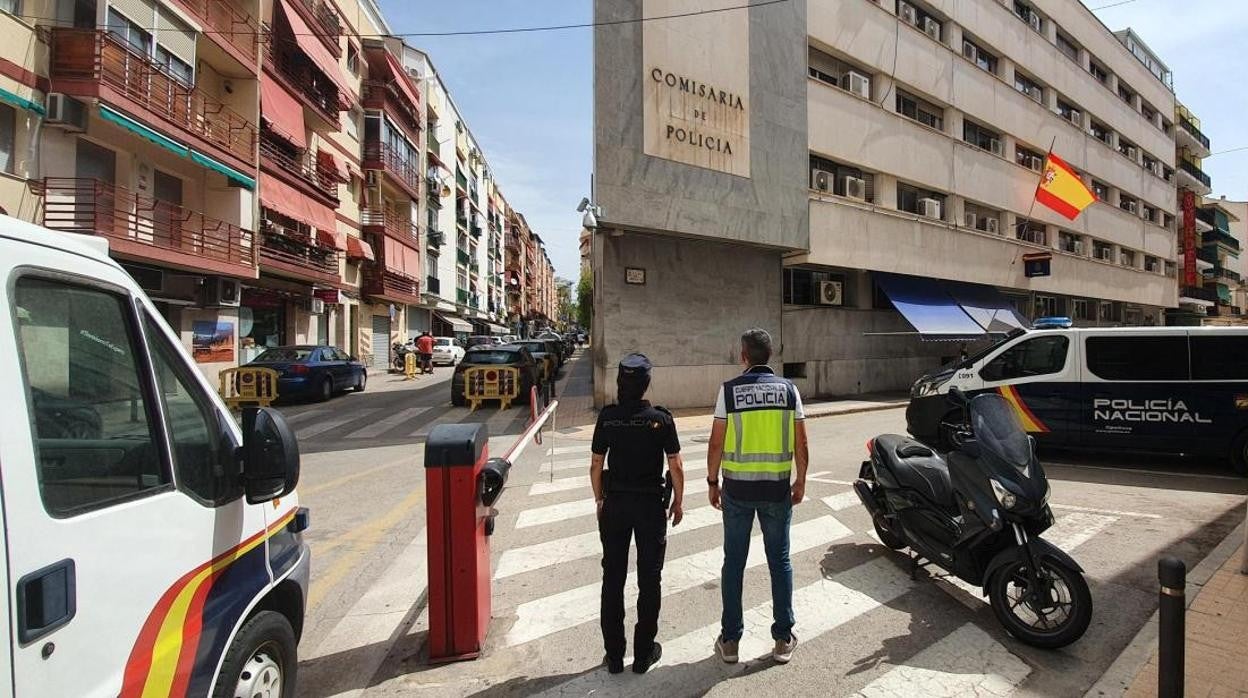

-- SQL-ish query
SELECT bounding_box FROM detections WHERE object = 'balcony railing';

[1181,286,1219,303]
[457,288,469,304]
[263,32,341,122]
[257,224,339,280]
[426,276,441,295]
[427,229,445,249]
[457,249,470,267]
[1178,158,1212,188]
[362,81,420,134]
[179,0,259,64]
[363,142,422,196]
[50,29,256,165]
[1206,266,1242,284]
[1196,246,1218,264]
[37,177,254,272]
[291,0,341,56]
[455,171,468,190]
[1178,117,1211,151]
[363,266,421,305]
[260,133,337,200]
[361,208,420,243]
[1204,229,1242,252]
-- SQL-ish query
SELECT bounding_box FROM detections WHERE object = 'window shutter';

[109,0,156,26]
[156,6,197,71]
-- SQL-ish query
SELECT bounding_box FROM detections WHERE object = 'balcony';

[455,170,468,191]
[50,29,256,169]
[176,0,259,68]
[263,32,341,126]
[363,143,421,198]
[1196,246,1218,265]
[361,208,420,244]
[426,175,443,207]
[1181,285,1219,303]
[457,249,471,267]
[37,177,255,278]
[1177,116,1211,157]
[427,229,445,250]
[1204,229,1242,254]
[1205,266,1242,284]
[470,221,483,238]
[289,0,341,57]
[505,233,522,253]
[363,265,421,306]
[457,288,469,305]
[362,81,421,137]
[1176,158,1212,194]
[260,131,337,201]
[426,276,441,295]
[257,223,340,284]
[427,135,442,161]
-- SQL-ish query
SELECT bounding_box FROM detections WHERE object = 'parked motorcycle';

[854,388,1092,649]
[392,340,415,371]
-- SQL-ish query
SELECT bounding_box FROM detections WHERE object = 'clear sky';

[377,0,1248,283]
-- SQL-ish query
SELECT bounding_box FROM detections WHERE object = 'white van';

[906,326,1248,474]
[0,219,307,696]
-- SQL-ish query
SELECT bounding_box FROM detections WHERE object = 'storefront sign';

[1181,189,1197,287]
[314,288,343,305]
[642,0,750,177]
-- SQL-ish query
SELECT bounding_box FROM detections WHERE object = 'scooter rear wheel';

[987,556,1091,649]
[872,514,907,551]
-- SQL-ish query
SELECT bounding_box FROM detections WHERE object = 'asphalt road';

[284,354,1246,698]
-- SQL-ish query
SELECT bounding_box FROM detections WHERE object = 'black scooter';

[855,388,1092,648]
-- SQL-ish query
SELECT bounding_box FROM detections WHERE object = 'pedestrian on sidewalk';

[589,353,685,675]
[707,328,809,665]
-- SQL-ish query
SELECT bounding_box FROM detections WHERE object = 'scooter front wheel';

[987,556,1092,649]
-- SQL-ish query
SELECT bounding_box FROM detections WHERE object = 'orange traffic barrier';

[219,366,279,410]
[463,366,520,411]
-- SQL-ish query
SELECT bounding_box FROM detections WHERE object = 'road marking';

[410,411,463,438]
[809,475,856,486]
[537,445,709,473]
[279,409,323,424]
[528,461,709,496]
[533,556,915,696]
[346,407,431,439]
[494,505,722,579]
[297,409,381,440]
[516,478,711,529]
[300,459,410,497]
[502,515,851,647]
[822,490,862,512]
[855,623,1030,697]
[1050,502,1161,519]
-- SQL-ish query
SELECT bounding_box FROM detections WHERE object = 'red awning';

[316,150,350,182]
[383,236,420,276]
[260,72,306,149]
[346,235,375,262]
[276,0,354,104]
[259,172,339,240]
[316,228,348,251]
[384,52,421,112]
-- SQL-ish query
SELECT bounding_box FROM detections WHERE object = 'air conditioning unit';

[1072,240,1084,254]
[1028,12,1042,32]
[812,169,833,192]
[1124,146,1138,159]
[1028,155,1043,171]
[985,218,999,234]
[918,198,942,219]
[898,1,917,25]
[1124,200,1138,214]
[1146,261,1159,273]
[45,93,87,131]
[1150,161,1163,176]
[1066,109,1081,126]
[200,277,241,308]
[923,17,941,40]
[1097,248,1113,261]
[817,280,843,306]
[962,41,978,63]
[844,176,866,201]
[964,211,978,228]
[1026,85,1042,102]
[988,138,1003,156]
[844,71,871,99]
[310,298,325,314]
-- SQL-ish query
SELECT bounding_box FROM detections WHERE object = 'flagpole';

[1012,135,1058,267]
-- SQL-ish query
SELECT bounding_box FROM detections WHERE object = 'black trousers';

[599,493,667,660]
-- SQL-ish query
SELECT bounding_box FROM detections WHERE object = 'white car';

[431,336,465,365]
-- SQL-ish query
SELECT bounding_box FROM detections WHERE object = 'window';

[1035,295,1060,318]
[1056,31,1080,62]
[1144,255,1160,273]
[1059,231,1082,254]
[896,89,943,130]
[1015,217,1046,245]
[896,0,943,41]
[1117,81,1135,106]
[980,336,1069,382]
[107,6,196,85]
[963,120,1001,154]
[1086,336,1189,381]
[1091,179,1109,200]
[1119,193,1137,214]
[347,43,360,75]
[961,37,997,74]
[155,46,192,85]
[809,154,875,202]
[964,202,1000,233]
[1015,144,1044,171]
[1118,137,1137,160]
[0,0,16,15]
[107,8,152,54]
[15,277,170,516]
[1142,103,1157,124]
[1119,249,1135,267]
[1056,99,1081,125]
[808,47,872,97]
[1142,153,1158,175]
[1012,1,1042,32]
[1142,204,1156,223]
[897,182,946,219]
[783,268,844,305]
[0,103,14,174]
[1089,61,1109,86]
[1014,72,1043,102]
[1090,120,1111,145]
[1092,240,1113,262]
[145,314,239,505]
[1072,299,1092,321]
[1191,336,1248,380]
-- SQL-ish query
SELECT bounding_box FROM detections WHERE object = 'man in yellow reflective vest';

[707,328,809,665]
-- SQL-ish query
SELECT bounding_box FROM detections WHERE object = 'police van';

[906,324,1248,474]
[0,218,308,696]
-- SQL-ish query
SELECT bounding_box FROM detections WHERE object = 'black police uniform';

[592,360,680,665]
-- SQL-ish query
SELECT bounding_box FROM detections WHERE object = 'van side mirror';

[240,407,300,504]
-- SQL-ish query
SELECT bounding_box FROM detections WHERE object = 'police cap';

[617,352,651,380]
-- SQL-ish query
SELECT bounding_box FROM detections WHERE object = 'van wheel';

[213,610,296,698]
[1230,431,1248,477]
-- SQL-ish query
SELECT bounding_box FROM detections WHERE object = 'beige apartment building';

[0,0,557,382]
[593,0,1200,406]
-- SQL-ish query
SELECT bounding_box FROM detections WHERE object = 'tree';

[556,278,575,328]
[577,269,593,330]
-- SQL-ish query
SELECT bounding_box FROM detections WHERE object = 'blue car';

[247,345,367,402]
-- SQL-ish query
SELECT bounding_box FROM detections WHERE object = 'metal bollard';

[1157,556,1186,698]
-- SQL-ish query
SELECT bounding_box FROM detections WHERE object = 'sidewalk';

[1122,537,1248,697]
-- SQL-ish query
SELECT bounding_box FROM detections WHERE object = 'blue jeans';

[720,492,794,643]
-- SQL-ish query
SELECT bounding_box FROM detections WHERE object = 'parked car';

[537,332,571,362]
[247,345,367,402]
[451,345,541,408]
[431,336,465,366]
[466,335,500,350]
[512,340,560,385]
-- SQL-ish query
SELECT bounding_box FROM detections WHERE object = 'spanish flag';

[1035,152,1097,220]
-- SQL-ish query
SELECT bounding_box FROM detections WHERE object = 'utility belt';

[603,469,674,509]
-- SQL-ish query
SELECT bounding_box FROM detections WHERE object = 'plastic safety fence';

[462,366,521,411]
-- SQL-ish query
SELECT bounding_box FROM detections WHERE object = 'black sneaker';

[632,642,663,674]
[605,655,624,674]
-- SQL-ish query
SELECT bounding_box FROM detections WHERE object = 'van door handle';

[16,559,76,644]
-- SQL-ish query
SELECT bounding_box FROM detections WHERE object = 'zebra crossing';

[468,435,1145,697]
[278,398,537,450]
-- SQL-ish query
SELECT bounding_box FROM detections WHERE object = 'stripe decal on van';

[121,509,298,698]
[997,386,1050,433]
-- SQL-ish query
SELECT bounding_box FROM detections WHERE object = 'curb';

[805,402,909,421]
[1084,517,1246,698]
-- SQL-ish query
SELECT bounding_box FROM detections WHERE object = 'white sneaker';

[715,635,739,664]
[773,633,798,663]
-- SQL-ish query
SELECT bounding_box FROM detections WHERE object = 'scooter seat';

[875,434,955,510]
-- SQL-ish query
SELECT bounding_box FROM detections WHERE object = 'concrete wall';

[593,0,809,250]
[594,232,782,408]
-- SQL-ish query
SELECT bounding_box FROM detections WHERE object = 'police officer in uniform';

[590,353,685,674]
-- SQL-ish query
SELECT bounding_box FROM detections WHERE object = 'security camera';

[576,197,591,213]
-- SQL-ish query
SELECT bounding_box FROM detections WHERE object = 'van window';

[1190,336,1248,380]
[145,314,241,505]
[14,278,170,516]
[979,335,1069,382]
[1086,336,1189,381]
